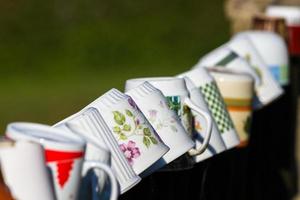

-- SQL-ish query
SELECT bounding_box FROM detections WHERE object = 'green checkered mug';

[180,67,240,149]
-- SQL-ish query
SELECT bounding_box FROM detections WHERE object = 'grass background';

[0,0,230,133]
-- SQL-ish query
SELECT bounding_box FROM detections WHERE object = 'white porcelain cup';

[236,31,289,86]
[125,77,213,169]
[209,69,255,147]
[180,77,227,162]
[125,82,195,171]
[227,35,283,108]
[179,68,240,149]
[194,44,261,87]
[266,5,300,56]
[53,123,118,200]
[0,139,55,200]
[6,122,117,200]
[82,89,170,175]
[55,107,141,194]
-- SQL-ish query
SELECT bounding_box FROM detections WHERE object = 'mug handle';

[183,98,213,156]
[84,161,119,200]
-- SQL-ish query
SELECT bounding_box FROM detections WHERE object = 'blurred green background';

[0,0,230,132]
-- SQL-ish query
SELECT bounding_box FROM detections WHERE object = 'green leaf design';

[113,126,121,133]
[143,127,151,136]
[125,109,133,117]
[143,136,151,148]
[119,133,128,140]
[183,105,190,115]
[113,111,125,125]
[254,67,263,80]
[123,124,131,132]
[166,97,181,115]
[149,136,158,144]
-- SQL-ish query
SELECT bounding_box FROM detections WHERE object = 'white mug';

[236,31,289,86]
[125,82,195,171]
[179,67,240,149]
[266,5,300,56]
[82,89,170,175]
[0,139,55,200]
[125,77,213,169]
[209,69,255,147]
[6,122,118,200]
[227,34,283,108]
[180,77,227,162]
[194,44,261,87]
[53,123,118,200]
[55,110,141,194]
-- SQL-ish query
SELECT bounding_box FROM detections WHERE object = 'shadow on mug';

[78,169,114,200]
[193,129,217,155]
[140,158,168,178]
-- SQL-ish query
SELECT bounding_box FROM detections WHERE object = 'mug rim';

[127,77,183,83]
[209,68,254,82]
[6,122,86,151]
[125,77,187,95]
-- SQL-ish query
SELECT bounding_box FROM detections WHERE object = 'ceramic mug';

[209,69,255,147]
[194,44,261,87]
[6,122,118,200]
[0,139,55,200]
[194,44,261,109]
[179,67,240,149]
[266,5,300,56]
[252,14,288,42]
[180,77,227,162]
[235,31,289,86]
[53,123,118,200]
[125,82,195,172]
[125,77,213,170]
[55,110,141,194]
[227,34,283,108]
[55,102,142,193]
[82,89,170,175]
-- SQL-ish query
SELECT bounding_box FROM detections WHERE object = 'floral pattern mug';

[83,88,169,175]
[55,108,141,194]
[125,82,195,172]
[125,77,213,171]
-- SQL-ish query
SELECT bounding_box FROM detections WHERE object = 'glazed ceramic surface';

[54,122,118,200]
[227,35,283,108]
[179,77,227,162]
[266,5,300,55]
[0,140,55,200]
[210,70,254,147]
[55,107,142,194]
[125,82,195,168]
[6,122,117,200]
[235,31,289,86]
[84,89,170,175]
[125,77,212,158]
[179,68,240,149]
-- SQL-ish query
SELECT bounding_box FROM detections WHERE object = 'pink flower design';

[149,110,157,118]
[119,141,141,165]
[136,118,140,126]
[149,109,157,121]
[128,98,137,109]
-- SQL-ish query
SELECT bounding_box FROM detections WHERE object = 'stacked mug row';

[2,4,299,199]
[0,70,252,199]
